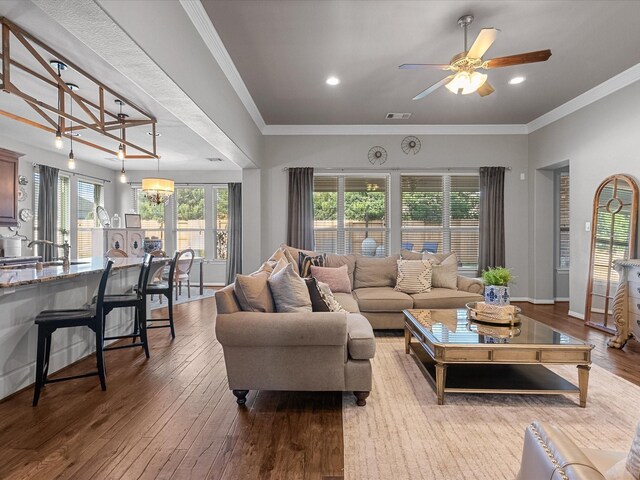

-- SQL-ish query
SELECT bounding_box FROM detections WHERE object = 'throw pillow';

[279,246,300,272]
[400,248,423,260]
[268,263,312,313]
[423,251,455,265]
[395,259,432,294]
[325,253,356,289]
[298,252,326,278]
[234,271,275,313]
[304,277,330,312]
[271,257,289,276]
[429,253,459,290]
[317,281,348,313]
[311,264,352,294]
[354,254,400,289]
[626,422,640,478]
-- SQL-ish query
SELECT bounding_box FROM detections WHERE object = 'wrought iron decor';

[367,146,387,165]
[401,136,421,155]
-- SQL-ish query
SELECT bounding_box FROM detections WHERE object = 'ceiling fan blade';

[484,49,552,69]
[399,64,450,70]
[412,75,454,100]
[467,28,500,59]
[477,81,495,97]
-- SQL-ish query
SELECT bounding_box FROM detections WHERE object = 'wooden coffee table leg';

[435,363,447,405]
[404,327,411,354]
[577,365,590,408]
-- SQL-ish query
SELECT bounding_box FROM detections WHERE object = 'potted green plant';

[481,267,514,306]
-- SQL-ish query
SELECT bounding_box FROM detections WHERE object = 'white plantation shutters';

[77,180,102,258]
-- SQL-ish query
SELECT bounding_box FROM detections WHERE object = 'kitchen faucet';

[27,240,71,268]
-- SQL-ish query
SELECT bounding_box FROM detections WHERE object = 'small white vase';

[484,285,510,306]
[361,237,377,257]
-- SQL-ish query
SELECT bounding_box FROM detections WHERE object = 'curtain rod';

[32,163,112,183]
[282,166,512,172]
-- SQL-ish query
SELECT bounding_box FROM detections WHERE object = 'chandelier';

[142,157,174,205]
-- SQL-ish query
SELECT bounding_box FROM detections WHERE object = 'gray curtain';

[478,166,505,274]
[38,165,59,261]
[225,183,242,285]
[286,167,315,250]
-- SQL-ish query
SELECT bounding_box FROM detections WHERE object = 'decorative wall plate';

[18,175,28,185]
[17,186,27,202]
[368,146,388,165]
[401,136,421,155]
[19,208,33,222]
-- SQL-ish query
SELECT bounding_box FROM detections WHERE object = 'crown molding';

[180,0,266,132]
[527,62,640,133]
[262,124,528,135]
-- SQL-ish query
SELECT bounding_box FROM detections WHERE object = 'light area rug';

[343,336,640,480]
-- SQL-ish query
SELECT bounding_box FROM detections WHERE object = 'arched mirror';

[585,174,638,331]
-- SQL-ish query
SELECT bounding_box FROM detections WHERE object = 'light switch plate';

[520,173,526,181]
[585,222,591,232]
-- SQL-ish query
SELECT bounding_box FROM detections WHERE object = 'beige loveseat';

[282,245,485,330]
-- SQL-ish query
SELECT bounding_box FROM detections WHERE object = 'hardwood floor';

[0,300,639,479]
[0,298,343,480]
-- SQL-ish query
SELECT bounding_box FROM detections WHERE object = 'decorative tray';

[466,302,522,325]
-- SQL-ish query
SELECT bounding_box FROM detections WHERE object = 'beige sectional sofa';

[214,244,484,406]
[286,245,485,329]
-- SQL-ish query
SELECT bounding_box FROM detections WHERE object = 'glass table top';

[404,309,586,346]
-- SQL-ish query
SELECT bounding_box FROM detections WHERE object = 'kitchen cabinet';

[0,148,21,227]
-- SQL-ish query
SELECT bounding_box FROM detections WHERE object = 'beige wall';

[261,134,530,298]
[528,80,640,316]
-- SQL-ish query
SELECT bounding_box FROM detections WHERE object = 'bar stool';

[102,254,153,358]
[32,260,113,406]
[144,250,180,339]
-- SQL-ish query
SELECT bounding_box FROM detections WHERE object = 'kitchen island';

[0,257,164,400]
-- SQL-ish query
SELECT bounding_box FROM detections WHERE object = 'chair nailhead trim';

[529,423,569,480]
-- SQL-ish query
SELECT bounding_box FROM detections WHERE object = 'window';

[313,175,389,256]
[33,171,70,247]
[401,175,479,270]
[175,187,205,257]
[77,180,102,258]
[133,188,165,241]
[212,187,228,260]
[558,173,570,269]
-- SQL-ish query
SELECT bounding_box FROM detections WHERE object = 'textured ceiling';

[203,0,640,125]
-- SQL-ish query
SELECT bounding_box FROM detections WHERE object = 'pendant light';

[66,83,79,170]
[119,157,127,183]
[116,100,126,160]
[50,60,67,149]
[142,148,174,205]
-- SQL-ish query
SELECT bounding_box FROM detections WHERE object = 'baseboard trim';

[568,310,585,320]
[511,297,556,304]
[554,297,570,302]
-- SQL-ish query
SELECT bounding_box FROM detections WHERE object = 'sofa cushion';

[423,251,455,265]
[354,254,400,289]
[400,248,423,260]
[311,264,352,293]
[298,252,326,278]
[268,263,312,313]
[411,288,483,309]
[347,313,376,360]
[325,253,356,289]
[333,292,360,313]
[234,271,275,313]
[430,254,458,290]
[304,277,330,312]
[395,259,432,294]
[354,287,413,312]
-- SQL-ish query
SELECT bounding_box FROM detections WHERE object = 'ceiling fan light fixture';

[509,76,526,85]
[326,76,340,86]
[445,71,487,95]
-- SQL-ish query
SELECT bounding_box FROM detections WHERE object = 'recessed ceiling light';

[147,131,161,137]
[508,76,526,85]
[326,76,340,86]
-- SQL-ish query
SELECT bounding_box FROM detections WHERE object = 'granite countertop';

[0,257,161,288]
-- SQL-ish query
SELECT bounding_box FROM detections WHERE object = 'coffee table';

[403,308,594,407]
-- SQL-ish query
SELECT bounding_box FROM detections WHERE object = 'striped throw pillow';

[298,252,326,278]
[395,259,432,294]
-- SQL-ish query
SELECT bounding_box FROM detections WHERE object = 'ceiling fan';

[400,14,551,99]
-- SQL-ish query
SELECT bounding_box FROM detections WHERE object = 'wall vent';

[207,157,223,162]
[386,113,412,120]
